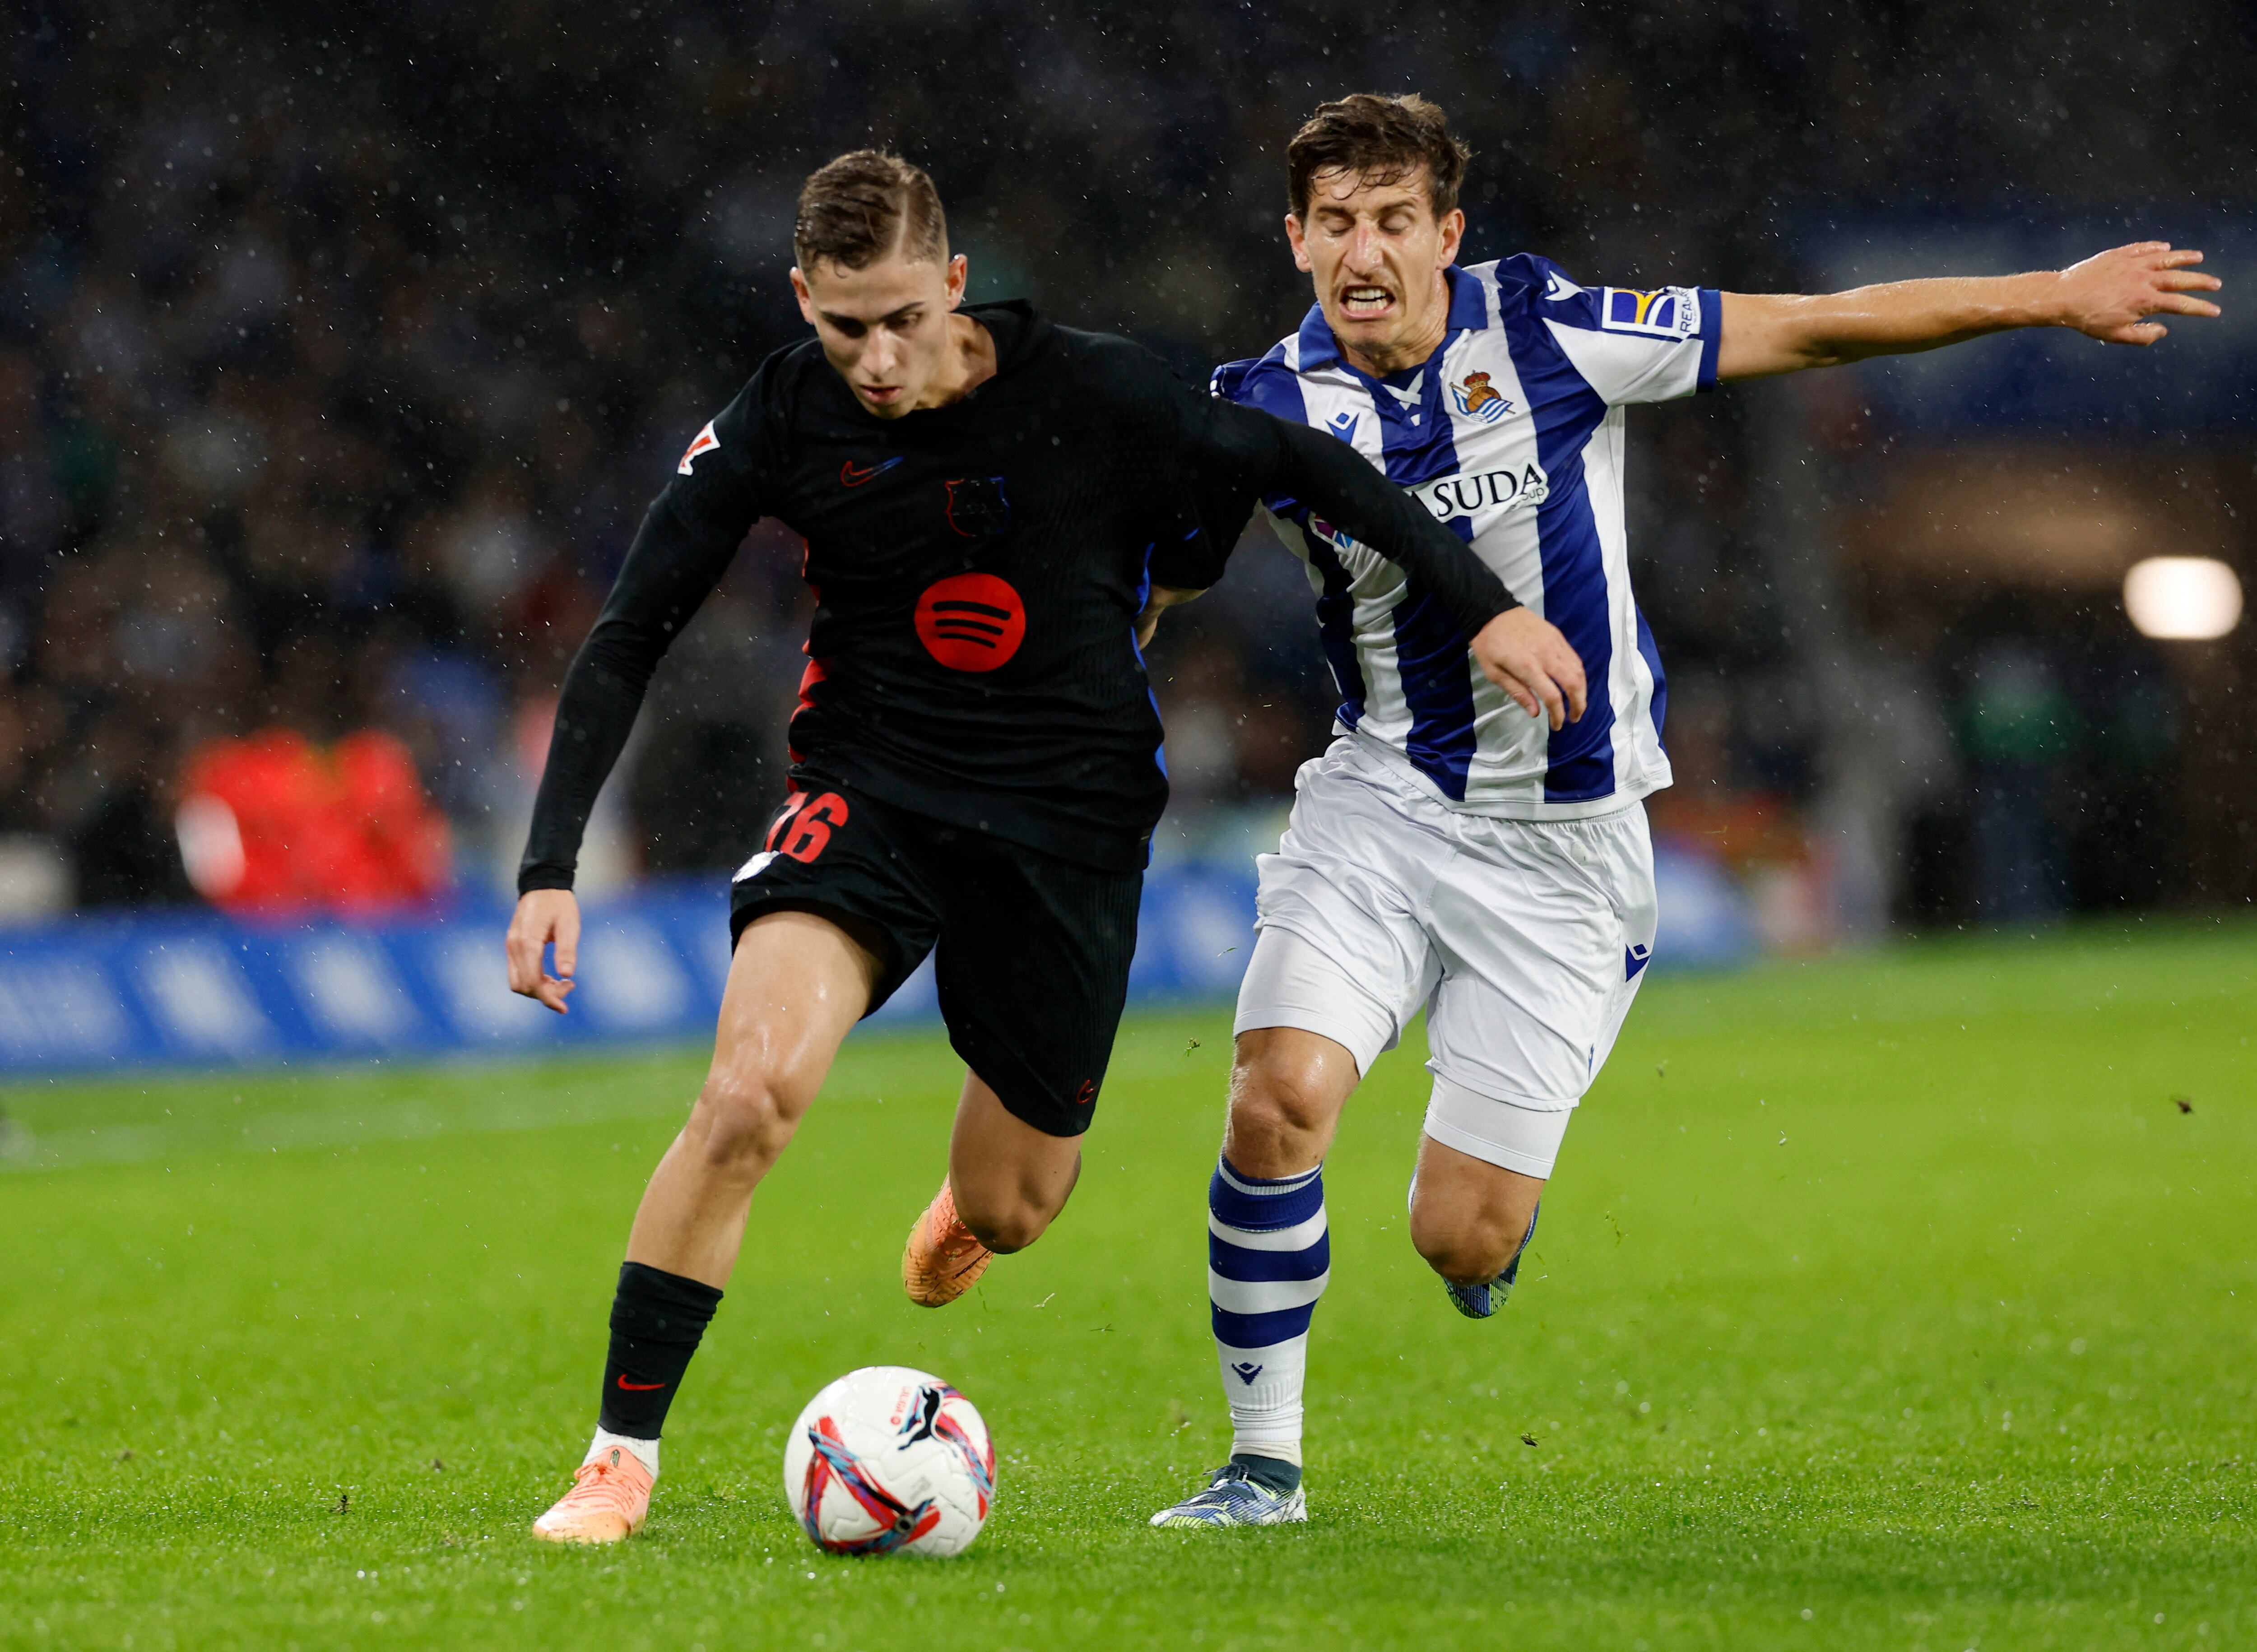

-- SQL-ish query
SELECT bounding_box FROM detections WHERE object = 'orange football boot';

[530,1444,654,1544]
[901,1180,994,1307]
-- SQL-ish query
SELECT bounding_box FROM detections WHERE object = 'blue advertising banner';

[0,853,1751,1076]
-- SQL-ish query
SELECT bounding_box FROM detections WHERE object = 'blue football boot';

[1148,1459,1308,1528]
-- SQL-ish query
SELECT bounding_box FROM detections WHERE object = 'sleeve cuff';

[1695,288,1724,393]
[516,864,576,895]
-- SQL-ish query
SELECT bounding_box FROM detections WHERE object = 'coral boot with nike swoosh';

[531,1444,653,1544]
[901,1180,994,1307]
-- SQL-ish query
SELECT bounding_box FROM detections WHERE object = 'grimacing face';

[1286,164,1464,374]
[792,244,968,418]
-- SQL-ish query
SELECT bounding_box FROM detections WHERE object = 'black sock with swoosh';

[596,1262,723,1440]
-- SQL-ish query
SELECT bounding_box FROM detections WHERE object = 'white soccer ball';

[782,1365,996,1557]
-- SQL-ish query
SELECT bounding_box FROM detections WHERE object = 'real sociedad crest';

[1450,371,1511,423]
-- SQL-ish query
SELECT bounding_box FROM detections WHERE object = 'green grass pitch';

[3,922,2252,1650]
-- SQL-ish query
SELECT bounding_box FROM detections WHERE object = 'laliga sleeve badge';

[678,420,720,475]
[1598,287,1700,340]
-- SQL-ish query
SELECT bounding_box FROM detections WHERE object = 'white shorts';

[1234,738,1658,1179]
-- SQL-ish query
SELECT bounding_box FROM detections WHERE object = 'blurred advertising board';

[0,857,1751,1074]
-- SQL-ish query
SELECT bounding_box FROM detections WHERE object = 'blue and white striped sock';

[1208,1155,1330,1468]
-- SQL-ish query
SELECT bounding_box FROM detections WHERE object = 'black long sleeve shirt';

[519,301,1514,888]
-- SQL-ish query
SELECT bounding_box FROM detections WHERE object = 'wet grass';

[3,919,2253,1649]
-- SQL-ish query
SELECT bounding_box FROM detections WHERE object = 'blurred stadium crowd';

[3,0,2252,928]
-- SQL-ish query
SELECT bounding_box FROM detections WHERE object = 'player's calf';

[1408,1128,1547,1322]
[1439,1201,1540,1321]
[531,1261,724,1543]
[1409,1186,1538,1284]
[944,1072,1084,1253]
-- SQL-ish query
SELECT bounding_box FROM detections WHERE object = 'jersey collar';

[960,298,1053,376]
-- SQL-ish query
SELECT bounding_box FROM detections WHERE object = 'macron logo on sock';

[1231,1361,1264,1385]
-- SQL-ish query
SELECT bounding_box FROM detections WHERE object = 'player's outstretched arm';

[1716,242,2223,380]
[506,887,580,1013]
[510,383,770,1003]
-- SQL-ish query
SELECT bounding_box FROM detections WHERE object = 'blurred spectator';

[176,729,452,917]
[0,0,2245,927]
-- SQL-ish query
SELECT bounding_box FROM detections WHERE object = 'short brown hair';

[793,150,948,272]
[1286,93,1470,221]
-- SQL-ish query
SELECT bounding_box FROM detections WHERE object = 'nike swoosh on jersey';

[840,456,905,487]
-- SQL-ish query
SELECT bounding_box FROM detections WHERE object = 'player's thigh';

[729,783,946,1017]
[1409,1131,1544,1265]
[929,834,1141,1141]
[696,908,887,1151]
[1422,805,1655,1109]
[1235,754,1444,1077]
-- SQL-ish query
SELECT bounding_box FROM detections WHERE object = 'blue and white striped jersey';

[1213,256,1721,818]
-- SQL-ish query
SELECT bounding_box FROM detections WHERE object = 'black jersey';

[519,302,1514,887]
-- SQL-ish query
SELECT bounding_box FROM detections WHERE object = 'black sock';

[596,1261,722,1439]
[1232,1452,1303,1494]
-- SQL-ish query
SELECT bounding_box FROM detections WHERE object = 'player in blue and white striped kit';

[1153,93,2220,1528]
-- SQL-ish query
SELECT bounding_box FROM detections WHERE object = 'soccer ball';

[782,1365,996,1557]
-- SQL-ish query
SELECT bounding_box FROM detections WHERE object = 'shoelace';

[927,1197,993,1274]
[558,1460,641,1517]
[1190,1469,1259,1505]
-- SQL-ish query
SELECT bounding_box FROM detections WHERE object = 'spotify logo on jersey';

[915,572,1026,672]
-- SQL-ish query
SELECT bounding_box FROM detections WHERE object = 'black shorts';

[728,780,1141,1138]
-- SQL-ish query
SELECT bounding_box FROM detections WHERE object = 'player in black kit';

[511,150,1588,1543]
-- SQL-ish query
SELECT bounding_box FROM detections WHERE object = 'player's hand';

[1135,583,1205,650]
[506,887,580,1014]
[2053,243,2221,346]
[1471,607,1586,730]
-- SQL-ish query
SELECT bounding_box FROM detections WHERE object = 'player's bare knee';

[1225,1057,1330,1171]
[690,1073,799,1176]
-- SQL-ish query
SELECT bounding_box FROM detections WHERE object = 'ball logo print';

[915,572,1026,672]
[766,791,850,863]
[783,1366,996,1557]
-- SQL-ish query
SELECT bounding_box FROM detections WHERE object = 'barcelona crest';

[1450,371,1510,423]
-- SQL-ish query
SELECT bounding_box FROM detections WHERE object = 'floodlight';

[2122,557,2243,641]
